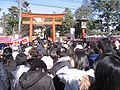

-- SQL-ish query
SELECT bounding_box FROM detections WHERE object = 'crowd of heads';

[0,37,120,90]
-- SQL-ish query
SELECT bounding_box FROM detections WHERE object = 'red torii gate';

[21,13,65,42]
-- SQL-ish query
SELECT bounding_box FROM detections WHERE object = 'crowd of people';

[0,37,120,90]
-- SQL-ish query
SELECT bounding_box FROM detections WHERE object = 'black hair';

[15,53,27,66]
[97,38,114,54]
[90,42,100,54]
[50,50,58,63]
[29,58,47,72]
[74,48,90,70]
[57,47,68,57]
[28,47,43,59]
[3,47,12,54]
[3,47,13,59]
[67,48,75,58]
[95,55,120,90]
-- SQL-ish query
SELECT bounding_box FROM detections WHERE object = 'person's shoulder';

[39,73,53,83]
[43,74,52,79]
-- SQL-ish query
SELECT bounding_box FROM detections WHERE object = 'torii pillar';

[30,17,33,43]
[52,18,55,42]
[22,13,65,42]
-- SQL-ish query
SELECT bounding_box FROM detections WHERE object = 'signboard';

[70,28,75,40]
[81,21,87,28]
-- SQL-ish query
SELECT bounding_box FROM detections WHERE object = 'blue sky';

[0,0,83,17]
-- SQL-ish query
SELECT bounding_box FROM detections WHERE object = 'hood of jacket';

[19,69,45,89]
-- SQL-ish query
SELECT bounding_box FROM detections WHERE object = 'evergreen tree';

[4,6,19,35]
[90,0,120,32]
[61,8,74,35]
[75,1,93,19]
[2,0,30,36]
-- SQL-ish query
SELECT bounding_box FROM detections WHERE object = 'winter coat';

[51,56,71,90]
[12,65,30,87]
[51,56,95,90]
[16,69,55,90]
[0,62,9,90]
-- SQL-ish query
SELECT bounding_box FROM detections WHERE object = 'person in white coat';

[12,53,30,87]
[51,47,95,90]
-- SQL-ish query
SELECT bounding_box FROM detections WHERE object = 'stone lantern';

[76,17,88,40]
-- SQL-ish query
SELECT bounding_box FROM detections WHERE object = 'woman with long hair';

[94,55,120,90]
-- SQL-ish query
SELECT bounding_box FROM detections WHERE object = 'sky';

[0,0,83,17]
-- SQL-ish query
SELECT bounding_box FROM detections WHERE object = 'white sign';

[81,22,87,28]
[56,32,59,38]
[0,27,3,33]
[70,28,75,40]
[70,28,75,34]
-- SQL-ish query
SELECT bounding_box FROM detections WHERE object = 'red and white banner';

[0,36,36,45]
[12,37,29,45]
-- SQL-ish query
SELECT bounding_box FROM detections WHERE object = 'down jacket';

[15,69,55,90]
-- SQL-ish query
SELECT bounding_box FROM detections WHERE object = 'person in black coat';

[16,58,55,90]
